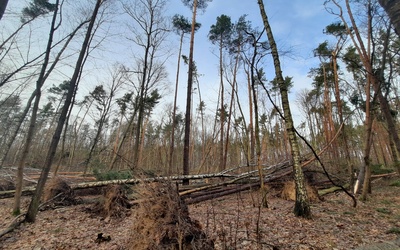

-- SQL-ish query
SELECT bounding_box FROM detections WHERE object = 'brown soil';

[0,178,399,249]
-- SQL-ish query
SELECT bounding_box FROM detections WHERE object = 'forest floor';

[0,175,399,250]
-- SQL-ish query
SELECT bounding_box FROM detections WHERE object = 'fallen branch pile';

[0,161,292,199]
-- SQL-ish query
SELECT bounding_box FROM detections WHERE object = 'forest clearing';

[1,0,400,249]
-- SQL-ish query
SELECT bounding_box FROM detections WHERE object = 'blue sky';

[161,0,338,124]
[2,0,338,126]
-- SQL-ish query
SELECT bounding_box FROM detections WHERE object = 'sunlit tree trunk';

[218,44,225,173]
[183,0,198,185]
[329,0,400,196]
[247,72,255,165]
[224,48,240,171]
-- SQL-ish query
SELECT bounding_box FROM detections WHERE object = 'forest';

[0,0,400,249]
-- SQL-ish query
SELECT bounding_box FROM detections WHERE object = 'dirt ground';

[0,178,399,250]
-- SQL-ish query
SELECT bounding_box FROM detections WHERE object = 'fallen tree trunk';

[371,172,398,179]
[0,160,295,200]
[185,183,258,205]
[0,187,36,199]
[318,184,350,196]
[0,173,235,199]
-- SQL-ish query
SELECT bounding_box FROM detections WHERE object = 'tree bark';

[169,31,184,175]
[257,0,311,218]
[13,0,60,215]
[332,52,354,187]
[25,0,103,223]
[0,0,8,21]
[183,0,198,185]
[378,0,400,36]
[335,0,400,196]
[218,35,225,172]
[249,37,268,208]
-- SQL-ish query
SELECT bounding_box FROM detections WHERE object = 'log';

[318,184,350,196]
[0,161,293,200]
[0,187,36,199]
[371,172,398,178]
[179,175,251,196]
[0,173,235,199]
[185,183,258,205]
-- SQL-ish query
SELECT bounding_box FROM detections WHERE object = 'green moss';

[386,227,400,235]
[370,164,394,175]
[376,207,392,214]
[389,180,400,187]
[12,209,20,216]
[381,199,393,205]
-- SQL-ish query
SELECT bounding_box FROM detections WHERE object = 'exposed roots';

[280,180,321,202]
[129,181,214,250]
[42,177,78,208]
[89,184,132,220]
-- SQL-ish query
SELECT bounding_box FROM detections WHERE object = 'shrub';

[370,164,394,175]
[389,180,400,187]
[93,169,132,181]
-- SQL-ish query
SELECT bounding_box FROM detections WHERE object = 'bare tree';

[83,66,124,173]
[257,0,311,218]
[26,0,104,223]
[122,0,170,170]
[13,0,59,216]
[0,18,89,169]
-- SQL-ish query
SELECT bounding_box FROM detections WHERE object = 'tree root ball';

[129,181,214,250]
[42,176,77,206]
[90,184,132,220]
[280,180,321,202]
